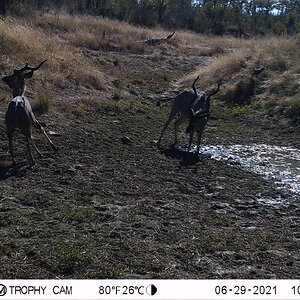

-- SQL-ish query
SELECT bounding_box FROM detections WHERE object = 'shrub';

[273,22,285,35]
[284,97,300,123]
[32,87,52,114]
[221,77,256,106]
[269,74,299,97]
[112,89,124,101]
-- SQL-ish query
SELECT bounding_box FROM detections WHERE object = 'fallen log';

[141,32,175,46]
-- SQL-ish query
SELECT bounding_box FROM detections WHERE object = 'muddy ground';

[0,44,300,279]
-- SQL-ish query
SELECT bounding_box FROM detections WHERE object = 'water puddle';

[200,144,300,195]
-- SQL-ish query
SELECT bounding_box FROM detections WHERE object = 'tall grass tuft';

[32,87,52,114]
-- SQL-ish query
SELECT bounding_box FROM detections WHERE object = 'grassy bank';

[1,13,299,125]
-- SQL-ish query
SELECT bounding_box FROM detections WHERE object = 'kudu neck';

[12,85,26,98]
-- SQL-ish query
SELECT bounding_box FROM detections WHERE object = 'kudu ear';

[24,71,34,79]
[2,76,13,88]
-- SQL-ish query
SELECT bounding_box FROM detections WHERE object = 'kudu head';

[2,60,47,98]
[186,78,222,134]
[191,78,222,117]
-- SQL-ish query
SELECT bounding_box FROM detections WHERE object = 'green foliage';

[67,207,96,223]
[46,242,94,276]
[1,0,300,36]
[273,21,285,35]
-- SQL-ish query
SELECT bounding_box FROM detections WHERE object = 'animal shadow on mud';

[0,162,28,180]
[162,145,201,166]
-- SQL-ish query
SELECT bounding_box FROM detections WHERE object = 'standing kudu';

[2,60,57,165]
[157,76,221,153]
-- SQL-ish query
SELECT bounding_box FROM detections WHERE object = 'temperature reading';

[98,284,157,296]
[123,286,142,295]
[99,286,115,295]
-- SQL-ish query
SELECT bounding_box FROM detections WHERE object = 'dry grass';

[38,14,177,53]
[1,12,299,123]
[0,18,49,62]
[177,30,253,49]
[181,34,300,116]
[0,13,254,98]
[0,16,110,100]
[41,14,151,39]
[183,50,249,89]
[32,85,53,114]
[0,13,194,107]
[254,36,297,72]
[185,35,297,79]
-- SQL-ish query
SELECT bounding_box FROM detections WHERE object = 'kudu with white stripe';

[157,76,221,153]
[2,60,57,165]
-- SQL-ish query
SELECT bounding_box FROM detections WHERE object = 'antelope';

[2,60,57,166]
[157,76,221,153]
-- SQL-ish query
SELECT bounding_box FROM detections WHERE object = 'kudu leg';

[173,116,187,145]
[196,131,203,154]
[8,136,16,165]
[31,140,43,158]
[195,119,208,154]
[6,124,16,165]
[33,118,57,151]
[188,131,194,152]
[40,126,57,151]
[28,137,45,165]
[26,137,35,166]
[157,114,177,146]
[157,120,171,145]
